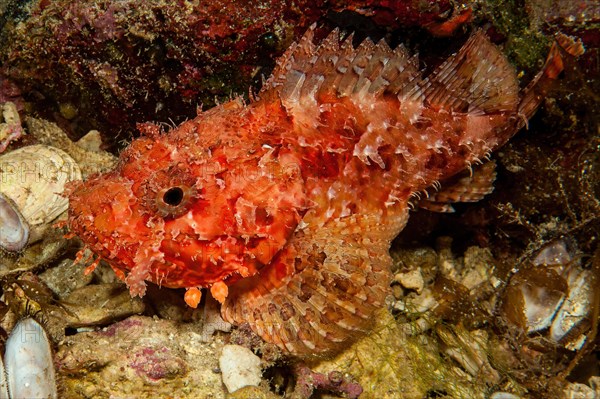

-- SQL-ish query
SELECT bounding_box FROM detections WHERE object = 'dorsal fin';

[417,160,497,213]
[421,30,519,115]
[259,24,422,105]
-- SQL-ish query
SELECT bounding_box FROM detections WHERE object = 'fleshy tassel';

[210,281,229,304]
[184,287,202,308]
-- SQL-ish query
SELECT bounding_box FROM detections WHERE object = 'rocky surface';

[55,316,229,399]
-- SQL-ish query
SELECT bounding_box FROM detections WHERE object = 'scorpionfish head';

[68,106,307,302]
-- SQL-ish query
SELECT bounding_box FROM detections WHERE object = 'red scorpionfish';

[68,26,583,356]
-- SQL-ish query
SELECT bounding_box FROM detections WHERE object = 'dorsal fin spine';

[260,26,425,105]
[317,33,356,96]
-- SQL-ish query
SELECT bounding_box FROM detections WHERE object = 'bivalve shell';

[0,193,29,252]
[549,267,594,350]
[0,144,81,244]
[4,318,57,399]
[501,240,595,351]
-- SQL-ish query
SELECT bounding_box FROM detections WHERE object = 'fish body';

[68,27,581,356]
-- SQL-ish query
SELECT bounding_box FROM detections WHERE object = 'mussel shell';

[4,318,57,399]
[0,193,29,253]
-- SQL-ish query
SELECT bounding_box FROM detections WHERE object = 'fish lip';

[67,174,140,243]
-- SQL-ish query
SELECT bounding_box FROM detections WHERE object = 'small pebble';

[393,269,425,294]
[219,344,262,393]
[39,258,93,298]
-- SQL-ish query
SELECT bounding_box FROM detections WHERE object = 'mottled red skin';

[68,27,577,356]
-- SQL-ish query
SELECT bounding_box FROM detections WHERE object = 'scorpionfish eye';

[155,184,196,218]
[140,165,200,219]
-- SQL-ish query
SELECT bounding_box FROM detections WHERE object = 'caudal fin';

[518,33,585,121]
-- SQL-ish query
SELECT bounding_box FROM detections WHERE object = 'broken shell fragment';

[549,267,594,350]
[0,145,82,244]
[0,193,29,252]
[4,317,57,399]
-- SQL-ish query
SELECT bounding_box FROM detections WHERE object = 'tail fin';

[518,33,585,121]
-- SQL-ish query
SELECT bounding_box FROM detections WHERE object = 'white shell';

[520,282,565,333]
[0,144,81,241]
[0,193,30,252]
[549,267,594,349]
[4,318,57,399]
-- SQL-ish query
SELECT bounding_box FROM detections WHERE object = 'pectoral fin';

[221,214,400,357]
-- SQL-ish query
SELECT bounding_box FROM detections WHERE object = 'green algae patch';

[311,309,488,399]
[479,0,551,75]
